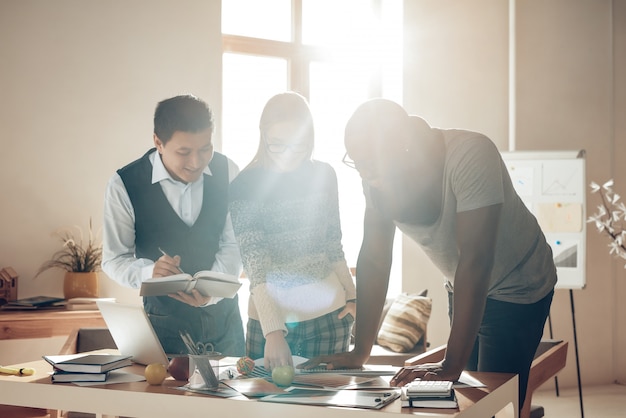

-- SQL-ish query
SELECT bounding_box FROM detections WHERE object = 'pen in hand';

[158,247,185,274]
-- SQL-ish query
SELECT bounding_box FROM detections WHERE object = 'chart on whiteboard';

[502,151,586,289]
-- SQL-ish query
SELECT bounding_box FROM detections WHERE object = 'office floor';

[496,383,626,417]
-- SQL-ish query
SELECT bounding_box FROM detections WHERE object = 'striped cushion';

[376,293,432,353]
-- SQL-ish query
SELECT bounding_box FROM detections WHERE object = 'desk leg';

[514,374,520,418]
[483,374,519,418]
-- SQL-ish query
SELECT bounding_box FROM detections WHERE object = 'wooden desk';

[0,309,106,340]
[0,358,518,418]
[405,342,566,418]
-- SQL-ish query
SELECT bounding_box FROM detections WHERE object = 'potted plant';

[35,218,103,299]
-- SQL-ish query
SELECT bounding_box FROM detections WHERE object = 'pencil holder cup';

[188,353,221,389]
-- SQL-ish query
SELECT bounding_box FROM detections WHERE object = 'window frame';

[222,0,384,99]
[221,0,402,294]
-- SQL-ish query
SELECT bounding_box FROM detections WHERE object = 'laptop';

[96,300,170,366]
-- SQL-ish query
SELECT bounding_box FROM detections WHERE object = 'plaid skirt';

[246,307,354,360]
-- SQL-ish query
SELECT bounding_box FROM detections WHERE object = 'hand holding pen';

[153,247,185,278]
[155,247,211,307]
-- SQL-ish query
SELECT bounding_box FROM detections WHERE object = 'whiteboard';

[501,150,586,289]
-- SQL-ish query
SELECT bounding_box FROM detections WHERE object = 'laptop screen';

[96,301,170,366]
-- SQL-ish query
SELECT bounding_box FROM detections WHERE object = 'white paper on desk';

[292,373,377,389]
[251,356,397,377]
[73,371,145,386]
[176,382,241,398]
[454,372,486,388]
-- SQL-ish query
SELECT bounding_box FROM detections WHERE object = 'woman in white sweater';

[229,92,356,371]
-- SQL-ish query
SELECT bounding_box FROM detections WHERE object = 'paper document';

[454,371,486,388]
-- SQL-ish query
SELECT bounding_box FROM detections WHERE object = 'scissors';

[179,330,220,356]
[196,342,219,356]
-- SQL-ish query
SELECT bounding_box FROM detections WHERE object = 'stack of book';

[0,295,65,310]
[400,380,458,409]
[43,353,132,383]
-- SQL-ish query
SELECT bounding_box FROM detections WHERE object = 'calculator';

[405,380,453,397]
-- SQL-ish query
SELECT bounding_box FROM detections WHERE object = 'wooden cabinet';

[0,309,105,340]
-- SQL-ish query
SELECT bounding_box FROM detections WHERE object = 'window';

[222,0,403,295]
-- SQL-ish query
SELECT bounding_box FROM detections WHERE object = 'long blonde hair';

[244,91,315,170]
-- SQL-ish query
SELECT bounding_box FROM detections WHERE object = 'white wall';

[403,0,626,389]
[402,0,509,359]
[0,0,223,364]
[613,0,626,384]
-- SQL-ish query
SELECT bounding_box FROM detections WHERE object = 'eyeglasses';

[265,142,310,153]
[342,152,357,169]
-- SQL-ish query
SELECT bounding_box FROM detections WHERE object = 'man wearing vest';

[102,95,245,356]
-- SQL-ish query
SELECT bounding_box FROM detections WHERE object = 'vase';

[63,271,99,299]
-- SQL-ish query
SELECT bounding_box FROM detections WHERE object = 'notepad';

[405,379,453,397]
[401,388,458,409]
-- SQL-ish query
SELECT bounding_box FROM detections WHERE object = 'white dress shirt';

[102,151,242,303]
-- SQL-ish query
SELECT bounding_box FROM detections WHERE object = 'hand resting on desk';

[390,361,461,387]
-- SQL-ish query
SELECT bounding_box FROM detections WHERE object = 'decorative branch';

[587,179,626,268]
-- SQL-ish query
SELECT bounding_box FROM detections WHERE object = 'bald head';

[343,99,444,223]
[345,99,410,149]
[344,98,435,164]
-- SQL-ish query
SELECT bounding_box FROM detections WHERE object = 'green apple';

[271,365,295,386]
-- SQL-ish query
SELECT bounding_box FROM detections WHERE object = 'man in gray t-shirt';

[393,128,555,304]
[304,99,555,414]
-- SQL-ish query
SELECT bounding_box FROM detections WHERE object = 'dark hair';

[153,95,214,143]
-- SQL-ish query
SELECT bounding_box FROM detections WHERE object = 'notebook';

[96,300,170,366]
